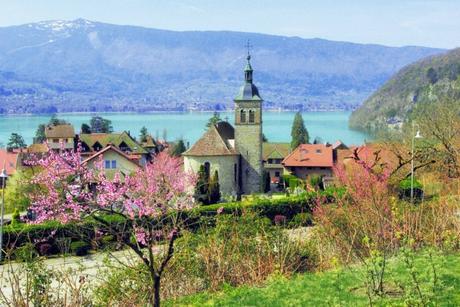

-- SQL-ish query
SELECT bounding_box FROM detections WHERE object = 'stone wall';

[234,100,263,194]
[286,166,333,180]
[235,124,262,194]
[183,155,239,196]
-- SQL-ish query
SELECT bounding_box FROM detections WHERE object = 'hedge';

[1,188,342,259]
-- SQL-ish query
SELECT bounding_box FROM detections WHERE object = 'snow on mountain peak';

[34,19,95,32]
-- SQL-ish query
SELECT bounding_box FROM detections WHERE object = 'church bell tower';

[234,46,263,194]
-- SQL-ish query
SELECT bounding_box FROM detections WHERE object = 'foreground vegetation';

[168,250,460,306]
[1,94,459,306]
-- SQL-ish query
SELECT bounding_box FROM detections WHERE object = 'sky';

[0,0,459,49]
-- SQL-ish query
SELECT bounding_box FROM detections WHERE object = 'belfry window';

[249,110,255,123]
[240,109,246,123]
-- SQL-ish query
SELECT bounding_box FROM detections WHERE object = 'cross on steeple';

[245,40,252,61]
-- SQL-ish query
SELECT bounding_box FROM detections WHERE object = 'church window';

[234,163,237,183]
[249,110,255,123]
[204,162,211,178]
[240,109,246,123]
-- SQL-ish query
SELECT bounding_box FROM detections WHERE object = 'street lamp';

[0,166,8,262]
[410,122,423,204]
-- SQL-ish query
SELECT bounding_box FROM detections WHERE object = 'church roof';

[235,83,262,101]
[183,121,239,157]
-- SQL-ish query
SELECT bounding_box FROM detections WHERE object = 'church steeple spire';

[244,40,253,83]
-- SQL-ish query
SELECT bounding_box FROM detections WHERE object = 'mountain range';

[349,48,460,131]
[0,19,445,114]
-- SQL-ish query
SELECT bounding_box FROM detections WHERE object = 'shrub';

[100,235,115,249]
[95,212,316,304]
[70,241,91,256]
[274,214,287,225]
[289,212,313,228]
[14,243,38,262]
[398,178,424,201]
[36,243,54,256]
[11,208,21,226]
[309,174,323,190]
[4,193,334,257]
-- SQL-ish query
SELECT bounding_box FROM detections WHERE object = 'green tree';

[426,67,438,84]
[4,169,38,214]
[208,170,221,204]
[48,114,67,126]
[81,123,91,134]
[34,124,46,144]
[206,111,221,128]
[139,126,149,143]
[262,133,268,142]
[290,111,309,149]
[262,170,271,193]
[171,139,186,157]
[7,133,26,150]
[90,116,113,133]
[194,165,209,205]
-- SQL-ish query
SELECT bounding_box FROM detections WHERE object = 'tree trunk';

[154,275,161,307]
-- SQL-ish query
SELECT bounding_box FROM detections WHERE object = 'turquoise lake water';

[0,111,370,147]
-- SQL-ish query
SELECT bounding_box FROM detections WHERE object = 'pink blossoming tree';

[27,145,196,307]
[314,149,395,297]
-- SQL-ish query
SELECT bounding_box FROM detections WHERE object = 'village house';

[78,131,150,166]
[45,124,75,150]
[262,142,291,185]
[0,149,19,186]
[82,144,140,179]
[282,144,334,180]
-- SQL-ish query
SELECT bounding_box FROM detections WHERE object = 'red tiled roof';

[0,149,19,175]
[332,140,348,150]
[282,144,333,168]
[336,144,396,169]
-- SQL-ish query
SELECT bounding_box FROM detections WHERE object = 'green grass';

[167,251,460,306]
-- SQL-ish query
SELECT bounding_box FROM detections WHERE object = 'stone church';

[183,52,263,196]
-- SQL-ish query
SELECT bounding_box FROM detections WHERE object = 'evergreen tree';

[139,126,149,143]
[81,123,91,134]
[262,133,268,142]
[90,116,113,133]
[290,111,309,149]
[7,133,26,150]
[194,165,209,205]
[34,124,46,144]
[171,139,186,157]
[206,111,221,128]
[262,170,271,193]
[208,170,221,204]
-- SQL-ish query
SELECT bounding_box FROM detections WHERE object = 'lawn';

[167,251,460,306]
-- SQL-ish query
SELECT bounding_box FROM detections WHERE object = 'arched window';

[234,163,237,183]
[204,162,211,179]
[240,109,246,123]
[249,110,255,123]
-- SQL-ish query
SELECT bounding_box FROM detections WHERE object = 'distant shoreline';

[0,109,353,117]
